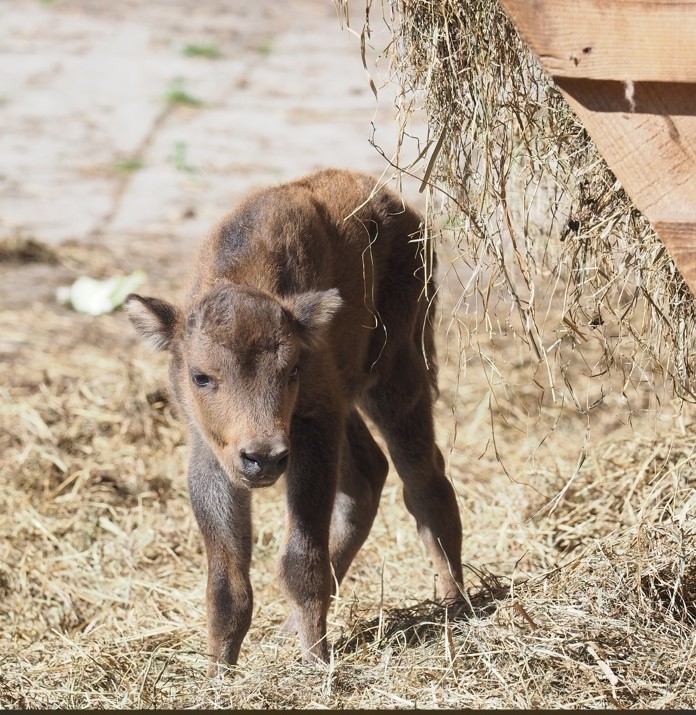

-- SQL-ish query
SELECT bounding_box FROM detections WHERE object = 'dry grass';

[2,237,696,709]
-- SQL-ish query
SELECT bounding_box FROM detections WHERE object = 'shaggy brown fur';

[125,168,463,674]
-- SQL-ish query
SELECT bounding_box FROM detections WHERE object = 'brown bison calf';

[125,168,463,673]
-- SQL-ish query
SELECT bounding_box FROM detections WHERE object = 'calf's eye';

[192,372,211,387]
[289,365,299,382]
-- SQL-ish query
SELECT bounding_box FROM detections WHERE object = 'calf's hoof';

[301,640,329,665]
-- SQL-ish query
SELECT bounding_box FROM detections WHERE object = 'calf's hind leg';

[329,410,389,584]
[362,347,463,600]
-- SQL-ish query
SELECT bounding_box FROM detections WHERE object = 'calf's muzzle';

[237,437,290,486]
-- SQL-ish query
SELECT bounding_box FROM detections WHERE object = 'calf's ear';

[286,288,343,348]
[124,293,181,351]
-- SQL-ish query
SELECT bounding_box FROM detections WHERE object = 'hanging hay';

[336,0,696,406]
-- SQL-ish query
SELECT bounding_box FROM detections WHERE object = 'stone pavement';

[0,0,425,259]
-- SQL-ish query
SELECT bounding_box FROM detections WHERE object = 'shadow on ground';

[336,569,509,655]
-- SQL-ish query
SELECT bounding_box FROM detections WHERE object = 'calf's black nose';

[240,446,290,481]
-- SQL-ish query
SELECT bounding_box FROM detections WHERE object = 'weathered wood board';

[500,0,696,293]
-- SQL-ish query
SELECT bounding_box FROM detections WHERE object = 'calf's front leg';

[278,413,341,663]
[187,432,253,676]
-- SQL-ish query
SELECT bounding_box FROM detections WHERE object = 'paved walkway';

[0,0,424,258]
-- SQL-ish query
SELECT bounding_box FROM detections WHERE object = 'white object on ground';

[57,270,147,316]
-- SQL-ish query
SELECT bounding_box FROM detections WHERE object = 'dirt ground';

[2,0,696,710]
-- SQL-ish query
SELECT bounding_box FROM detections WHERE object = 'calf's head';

[125,284,342,488]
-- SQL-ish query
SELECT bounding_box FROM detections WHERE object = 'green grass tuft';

[169,141,197,174]
[165,78,205,108]
[112,157,143,173]
[182,43,221,59]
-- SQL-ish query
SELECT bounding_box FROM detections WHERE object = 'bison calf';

[125,168,463,673]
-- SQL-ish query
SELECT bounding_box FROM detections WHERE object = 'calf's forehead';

[182,294,298,373]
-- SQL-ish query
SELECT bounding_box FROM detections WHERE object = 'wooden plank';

[501,0,696,291]
[556,80,696,289]
[554,78,696,115]
[653,222,696,284]
[500,0,696,82]
[554,78,696,289]
[555,79,696,220]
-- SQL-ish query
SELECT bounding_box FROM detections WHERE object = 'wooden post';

[499,0,696,293]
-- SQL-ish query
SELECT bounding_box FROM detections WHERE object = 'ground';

[1,0,695,710]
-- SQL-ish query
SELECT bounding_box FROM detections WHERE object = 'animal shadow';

[334,570,509,655]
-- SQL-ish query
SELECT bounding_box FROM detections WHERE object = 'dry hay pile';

[1,240,696,708]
